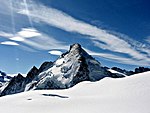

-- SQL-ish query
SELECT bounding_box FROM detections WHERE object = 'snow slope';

[0,71,150,113]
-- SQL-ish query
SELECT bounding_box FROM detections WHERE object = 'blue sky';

[0,0,150,74]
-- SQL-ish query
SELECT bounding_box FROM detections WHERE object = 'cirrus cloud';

[0,27,68,52]
[0,41,19,46]
[48,50,63,56]
[1,0,150,66]
[16,1,150,65]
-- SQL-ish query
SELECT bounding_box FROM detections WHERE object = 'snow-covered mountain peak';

[69,43,81,52]
[31,43,113,90]
[0,43,126,96]
[33,44,91,89]
[68,43,91,57]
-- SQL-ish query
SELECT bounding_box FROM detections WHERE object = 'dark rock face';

[0,62,55,96]
[25,66,39,84]
[0,74,26,96]
[0,71,7,77]
[134,67,150,74]
[0,71,12,88]
[111,67,150,76]
[70,56,90,86]
[110,72,125,78]
[111,67,129,74]
[38,61,53,73]
[0,66,41,96]
[0,76,5,83]
[0,66,39,96]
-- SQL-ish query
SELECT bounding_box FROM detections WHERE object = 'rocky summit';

[0,43,125,96]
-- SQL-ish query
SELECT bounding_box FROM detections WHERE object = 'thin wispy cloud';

[0,41,19,46]
[20,34,68,50]
[1,0,149,66]
[16,28,68,50]
[0,28,68,51]
[0,31,14,38]
[16,1,150,65]
[85,48,150,66]
[48,50,63,56]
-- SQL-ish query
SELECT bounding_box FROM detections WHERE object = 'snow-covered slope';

[0,71,150,113]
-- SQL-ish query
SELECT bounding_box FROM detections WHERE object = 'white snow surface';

[0,71,150,113]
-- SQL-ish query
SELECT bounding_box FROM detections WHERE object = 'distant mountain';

[111,67,150,76]
[0,43,125,96]
[0,71,12,87]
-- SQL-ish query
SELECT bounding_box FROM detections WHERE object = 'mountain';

[26,43,112,90]
[0,71,150,113]
[111,67,150,75]
[0,43,125,96]
[0,73,26,96]
[0,71,12,87]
